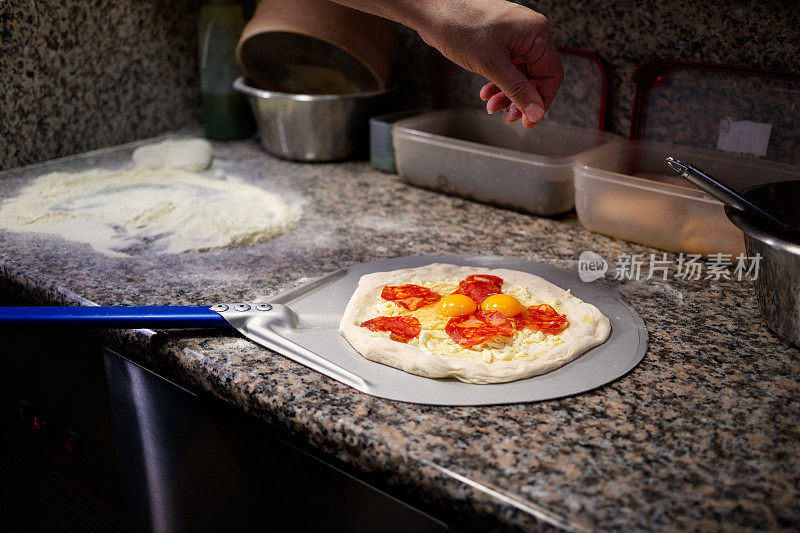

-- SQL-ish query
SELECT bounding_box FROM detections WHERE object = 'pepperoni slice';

[445,310,515,347]
[467,274,504,285]
[452,274,504,304]
[381,284,441,311]
[482,310,515,336]
[513,304,569,334]
[361,316,421,342]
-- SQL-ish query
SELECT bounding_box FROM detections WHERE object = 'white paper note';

[717,117,772,157]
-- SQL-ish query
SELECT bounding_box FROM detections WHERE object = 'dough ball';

[132,138,213,172]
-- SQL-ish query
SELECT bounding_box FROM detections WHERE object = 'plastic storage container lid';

[573,139,800,255]
[576,139,800,196]
[393,109,620,216]
[546,47,607,131]
[395,109,617,167]
[630,58,800,165]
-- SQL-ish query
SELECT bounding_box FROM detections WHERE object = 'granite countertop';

[1,137,798,531]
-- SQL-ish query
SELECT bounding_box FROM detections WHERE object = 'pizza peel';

[0,255,647,405]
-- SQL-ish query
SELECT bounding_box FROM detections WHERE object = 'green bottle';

[198,0,255,140]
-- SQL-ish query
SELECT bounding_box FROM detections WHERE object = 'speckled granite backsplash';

[3,0,799,170]
[0,0,204,170]
[440,1,800,136]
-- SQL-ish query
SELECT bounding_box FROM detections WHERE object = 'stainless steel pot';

[726,181,800,345]
[234,77,392,162]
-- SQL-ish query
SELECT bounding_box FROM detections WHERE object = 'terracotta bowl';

[236,0,397,93]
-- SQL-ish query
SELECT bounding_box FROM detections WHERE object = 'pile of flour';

[0,145,300,256]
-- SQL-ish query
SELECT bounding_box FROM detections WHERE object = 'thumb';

[484,58,546,124]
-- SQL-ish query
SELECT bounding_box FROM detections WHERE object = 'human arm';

[330,0,563,128]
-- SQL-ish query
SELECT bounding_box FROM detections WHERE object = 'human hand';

[330,0,563,128]
[414,0,563,128]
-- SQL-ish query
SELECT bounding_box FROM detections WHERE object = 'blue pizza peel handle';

[0,305,230,329]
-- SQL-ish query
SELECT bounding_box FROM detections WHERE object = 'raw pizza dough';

[0,167,300,257]
[339,263,611,384]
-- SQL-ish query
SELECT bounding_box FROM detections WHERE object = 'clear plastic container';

[630,59,800,165]
[370,109,428,173]
[393,109,620,216]
[574,140,800,255]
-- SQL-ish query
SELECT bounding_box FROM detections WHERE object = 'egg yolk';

[437,294,477,317]
[480,294,524,317]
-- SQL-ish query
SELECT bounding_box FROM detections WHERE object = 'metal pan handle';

[666,156,791,232]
